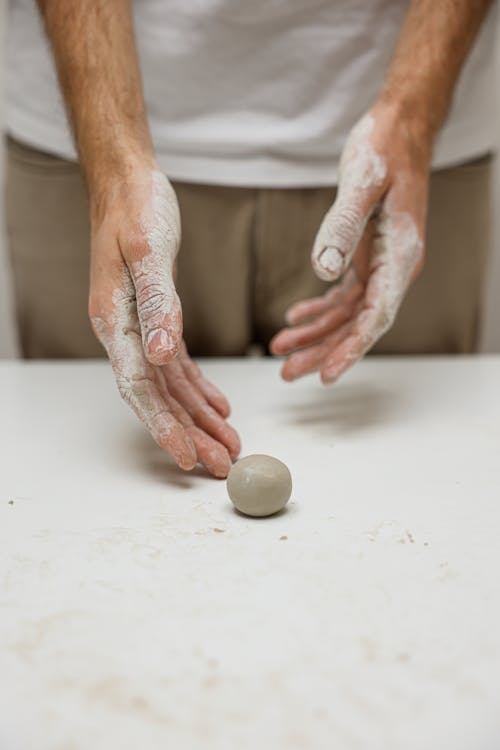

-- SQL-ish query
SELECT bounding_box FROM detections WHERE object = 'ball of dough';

[227,454,292,517]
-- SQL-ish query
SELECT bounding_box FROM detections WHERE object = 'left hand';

[271,103,431,384]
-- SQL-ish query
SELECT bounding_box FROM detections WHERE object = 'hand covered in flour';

[89,166,240,477]
[271,106,429,383]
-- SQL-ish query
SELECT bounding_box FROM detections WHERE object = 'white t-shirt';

[5,0,498,187]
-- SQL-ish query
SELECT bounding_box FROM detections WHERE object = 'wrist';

[87,145,159,224]
[376,81,443,148]
[371,95,435,167]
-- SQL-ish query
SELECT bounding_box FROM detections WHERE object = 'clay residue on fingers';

[130,171,183,362]
[312,114,387,282]
[337,114,387,194]
[321,210,423,383]
[91,279,196,470]
[369,209,423,331]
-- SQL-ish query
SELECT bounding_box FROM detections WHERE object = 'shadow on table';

[119,429,212,489]
[279,379,401,435]
[114,379,402,485]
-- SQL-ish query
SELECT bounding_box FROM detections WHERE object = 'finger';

[311,116,387,282]
[129,249,183,367]
[285,269,360,326]
[272,304,352,357]
[185,426,232,479]
[271,283,362,356]
[320,213,422,384]
[285,295,331,327]
[311,193,381,283]
[156,374,232,478]
[109,326,197,470]
[163,358,241,459]
[319,308,385,384]
[127,173,183,366]
[178,342,232,418]
[280,319,355,382]
[131,381,197,470]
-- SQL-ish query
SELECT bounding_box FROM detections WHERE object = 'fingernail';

[177,440,197,471]
[147,328,175,356]
[318,247,344,278]
[321,371,337,384]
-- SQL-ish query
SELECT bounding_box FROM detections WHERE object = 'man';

[4,1,496,477]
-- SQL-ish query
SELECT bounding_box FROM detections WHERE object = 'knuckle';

[137,283,168,319]
[127,216,180,261]
[335,206,363,238]
[116,374,149,404]
[126,235,152,261]
[321,205,362,250]
[116,376,133,404]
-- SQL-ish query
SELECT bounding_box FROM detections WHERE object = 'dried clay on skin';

[366,209,422,335]
[132,171,182,359]
[328,209,423,374]
[90,172,194,461]
[313,114,387,280]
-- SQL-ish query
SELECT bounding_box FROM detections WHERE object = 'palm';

[270,206,421,383]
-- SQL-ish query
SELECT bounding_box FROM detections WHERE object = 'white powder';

[90,170,183,442]
[309,113,425,374]
[337,210,422,363]
[132,171,182,357]
[369,210,423,332]
[338,114,387,193]
[313,113,388,281]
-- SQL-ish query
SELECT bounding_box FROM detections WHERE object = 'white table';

[0,357,499,750]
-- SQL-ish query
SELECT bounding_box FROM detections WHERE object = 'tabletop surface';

[0,356,499,750]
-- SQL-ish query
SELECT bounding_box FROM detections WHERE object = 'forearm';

[379,0,492,141]
[37,0,154,205]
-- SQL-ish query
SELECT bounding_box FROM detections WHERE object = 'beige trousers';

[5,136,492,358]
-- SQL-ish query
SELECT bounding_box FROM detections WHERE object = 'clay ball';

[227,454,292,517]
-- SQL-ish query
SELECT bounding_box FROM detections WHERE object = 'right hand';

[88,164,240,478]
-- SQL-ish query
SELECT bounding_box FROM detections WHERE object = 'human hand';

[271,104,430,383]
[89,165,240,477]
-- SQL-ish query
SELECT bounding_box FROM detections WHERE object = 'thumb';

[312,113,387,282]
[129,248,183,366]
[311,184,381,283]
[128,171,183,366]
